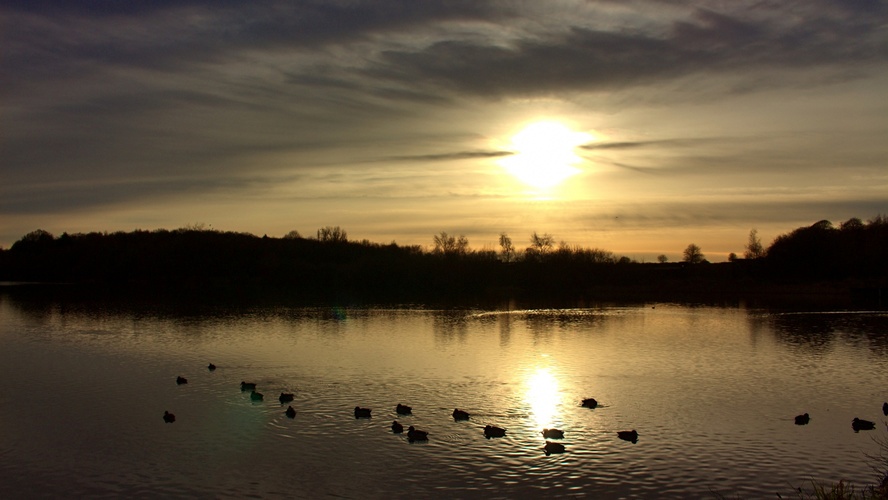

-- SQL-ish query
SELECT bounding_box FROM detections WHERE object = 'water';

[1,292,887,498]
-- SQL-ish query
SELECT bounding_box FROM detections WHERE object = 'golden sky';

[2,1,887,261]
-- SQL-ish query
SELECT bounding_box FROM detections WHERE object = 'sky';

[2,0,887,262]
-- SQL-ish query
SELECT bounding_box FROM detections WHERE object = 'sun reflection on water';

[525,367,560,430]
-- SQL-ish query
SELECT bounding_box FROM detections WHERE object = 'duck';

[542,428,565,439]
[617,430,639,443]
[163,411,176,423]
[354,406,372,419]
[407,426,428,441]
[207,363,216,371]
[883,402,887,416]
[285,406,296,418]
[391,421,404,433]
[176,376,188,385]
[452,408,470,421]
[581,398,598,409]
[250,390,264,401]
[240,381,257,391]
[852,417,876,432]
[279,393,295,404]
[794,413,810,425]
[544,441,566,455]
[396,403,412,415]
[484,425,506,438]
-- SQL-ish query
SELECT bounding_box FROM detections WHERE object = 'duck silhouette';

[285,406,296,418]
[794,413,810,425]
[542,428,564,439]
[484,425,506,438]
[176,376,188,385]
[391,421,404,433]
[279,393,295,404]
[396,403,412,415]
[452,409,470,421]
[240,381,257,391]
[250,390,264,401]
[581,398,598,409]
[407,426,428,441]
[544,441,565,455]
[852,417,876,432]
[207,363,216,371]
[163,411,175,423]
[354,406,372,419]
[617,430,638,443]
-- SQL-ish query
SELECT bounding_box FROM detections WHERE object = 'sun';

[499,121,591,189]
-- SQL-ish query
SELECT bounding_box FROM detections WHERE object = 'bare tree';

[499,232,516,262]
[657,254,668,263]
[744,229,765,259]
[683,243,705,264]
[527,232,554,256]
[317,226,347,242]
[433,232,469,256]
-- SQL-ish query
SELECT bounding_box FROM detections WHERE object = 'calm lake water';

[1,291,887,498]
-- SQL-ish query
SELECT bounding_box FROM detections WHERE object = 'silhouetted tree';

[744,229,766,259]
[683,243,704,264]
[317,226,347,243]
[433,232,469,256]
[657,254,668,263]
[526,232,554,260]
[499,232,516,262]
[284,230,302,239]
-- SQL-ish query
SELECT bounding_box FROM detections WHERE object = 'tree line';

[1,217,886,305]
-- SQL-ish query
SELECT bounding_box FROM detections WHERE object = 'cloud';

[384,151,513,162]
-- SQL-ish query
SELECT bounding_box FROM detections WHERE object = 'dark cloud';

[581,138,721,151]
[385,151,513,162]
[369,3,888,98]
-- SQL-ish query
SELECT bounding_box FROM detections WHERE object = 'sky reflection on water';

[1,296,887,498]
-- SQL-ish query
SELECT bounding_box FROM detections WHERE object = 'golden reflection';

[525,367,560,429]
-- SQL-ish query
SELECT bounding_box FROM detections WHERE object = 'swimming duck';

[391,421,404,433]
[852,417,876,432]
[407,426,428,441]
[163,411,176,423]
[354,406,372,419]
[176,376,188,385]
[617,430,638,443]
[544,441,566,455]
[279,393,295,404]
[285,406,296,418]
[542,428,565,439]
[484,425,506,438]
[250,390,264,401]
[240,381,257,391]
[207,363,216,371]
[794,413,810,425]
[581,398,598,409]
[396,403,412,415]
[452,409,470,421]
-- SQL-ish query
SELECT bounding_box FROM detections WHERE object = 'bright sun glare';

[526,367,560,429]
[499,121,591,189]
